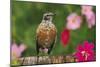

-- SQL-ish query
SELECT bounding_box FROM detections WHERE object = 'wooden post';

[18,55,76,65]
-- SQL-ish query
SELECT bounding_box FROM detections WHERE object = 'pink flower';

[61,29,70,47]
[66,13,82,30]
[11,42,26,60]
[81,5,93,16]
[86,11,95,28]
[81,5,95,28]
[75,41,95,62]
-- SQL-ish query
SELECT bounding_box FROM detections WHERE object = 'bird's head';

[43,12,55,22]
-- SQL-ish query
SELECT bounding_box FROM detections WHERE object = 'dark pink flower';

[11,42,26,60]
[75,41,95,62]
[61,29,70,47]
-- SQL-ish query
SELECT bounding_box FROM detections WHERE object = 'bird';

[36,12,57,55]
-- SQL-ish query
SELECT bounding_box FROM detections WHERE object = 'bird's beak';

[53,13,56,16]
[50,13,56,16]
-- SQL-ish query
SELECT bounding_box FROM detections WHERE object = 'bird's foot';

[39,48,48,56]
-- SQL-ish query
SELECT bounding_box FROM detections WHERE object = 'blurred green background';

[11,1,96,57]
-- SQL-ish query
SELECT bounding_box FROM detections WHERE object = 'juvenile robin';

[36,12,57,55]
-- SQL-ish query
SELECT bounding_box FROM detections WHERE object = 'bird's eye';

[46,15,50,16]
[44,16,48,20]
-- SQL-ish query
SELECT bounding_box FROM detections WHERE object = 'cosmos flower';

[75,41,95,62]
[86,11,95,28]
[81,5,95,28]
[81,5,93,16]
[66,13,82,30]
[61,29,70,46]
[11,42,26,60]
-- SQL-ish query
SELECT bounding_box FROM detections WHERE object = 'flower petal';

[81,5,93,16]
[77,44,84,52]
[61,29,70,46]
[19,44,26,53]
[84,41,94,50]
[66,13,82,30]
[75,52,85,62]
[86,11,95,28]
[11,43,21,58]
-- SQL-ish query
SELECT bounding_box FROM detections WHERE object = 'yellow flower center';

[72,16,77,23]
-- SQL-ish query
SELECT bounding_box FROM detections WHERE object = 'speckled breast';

[36,22,57,48]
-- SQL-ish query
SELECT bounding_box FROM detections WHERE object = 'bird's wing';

[36,37,39,55]
[48,35,57,54]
